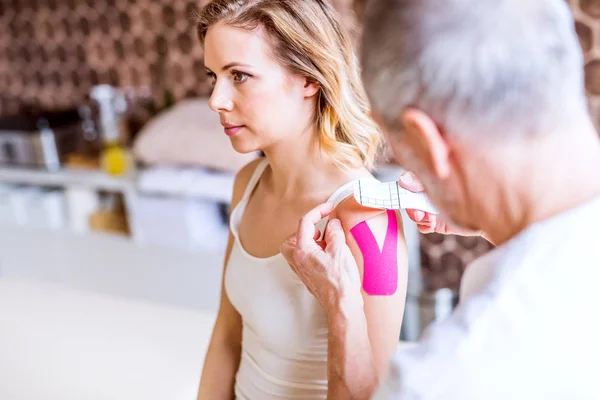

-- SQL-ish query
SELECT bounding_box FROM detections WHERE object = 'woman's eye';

[206,72,216,86]
[232,71,249,83]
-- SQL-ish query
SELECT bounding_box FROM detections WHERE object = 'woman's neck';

[261,128,368,200]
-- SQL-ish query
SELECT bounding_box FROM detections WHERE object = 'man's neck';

[477,129,600,246]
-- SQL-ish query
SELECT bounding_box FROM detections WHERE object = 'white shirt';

[374,197,600,400]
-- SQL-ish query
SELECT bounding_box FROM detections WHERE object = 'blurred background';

[0,0,597,398]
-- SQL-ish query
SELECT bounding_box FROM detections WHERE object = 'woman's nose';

[208,82,234,112]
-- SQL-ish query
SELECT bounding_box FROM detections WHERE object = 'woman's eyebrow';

[205,62,253,74]
[221,62,252,71]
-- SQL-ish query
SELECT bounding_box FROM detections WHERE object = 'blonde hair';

[196,0,383,170]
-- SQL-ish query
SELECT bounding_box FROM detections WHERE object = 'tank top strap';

[230,158,269,236]
[241,158,270,202]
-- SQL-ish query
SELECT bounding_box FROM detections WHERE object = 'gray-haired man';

[282,0,600,398]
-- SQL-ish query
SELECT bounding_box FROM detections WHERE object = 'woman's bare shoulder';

[333,196,390,233]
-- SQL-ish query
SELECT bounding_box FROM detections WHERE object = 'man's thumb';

[325,219,346,250]
[399,172,424,192]
[280,235,297,263]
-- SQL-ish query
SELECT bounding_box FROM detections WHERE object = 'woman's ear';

[303,78,320,98]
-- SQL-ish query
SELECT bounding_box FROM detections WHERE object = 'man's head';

[361,0,590,230]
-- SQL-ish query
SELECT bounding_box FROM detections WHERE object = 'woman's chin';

[229,138,260,154]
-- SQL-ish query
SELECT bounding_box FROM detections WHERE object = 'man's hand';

[399,172,483,237]
[283,203,377,399]
[281,202,363,311]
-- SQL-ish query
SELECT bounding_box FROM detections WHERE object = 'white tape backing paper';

[353,180,439,214]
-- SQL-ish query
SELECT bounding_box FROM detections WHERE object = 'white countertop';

[0,279,216,400]
[0,225,224,399]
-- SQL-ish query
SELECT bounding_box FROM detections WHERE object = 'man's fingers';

[406,208,426,222]
[401,174,438,231]
[416,223,435,234]
[281,235,297,264]
[297,202,335,250]
[324,219,347,253]
[281,237,302,277]
[313,229,321,241]
[398,172,425,192]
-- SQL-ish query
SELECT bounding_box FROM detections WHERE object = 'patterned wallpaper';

[0,0,593,290]
[0,0,363,115]
[573,0,600,124]
[0,0,212,114]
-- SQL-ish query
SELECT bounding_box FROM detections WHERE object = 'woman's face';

[204,22,318,154]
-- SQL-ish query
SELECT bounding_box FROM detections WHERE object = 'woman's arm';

[197,160,263,400]
[280,200,407,399]
[197,232,242,400]
[345,209,408,377]
[327,201,408,396]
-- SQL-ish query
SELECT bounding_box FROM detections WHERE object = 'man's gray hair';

[361,0,588,138]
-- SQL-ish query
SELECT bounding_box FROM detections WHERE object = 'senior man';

[281,0,600,398]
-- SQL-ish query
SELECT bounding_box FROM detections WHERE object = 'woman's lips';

[223,125,244,136]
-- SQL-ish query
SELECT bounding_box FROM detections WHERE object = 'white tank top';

[225,159,357,399]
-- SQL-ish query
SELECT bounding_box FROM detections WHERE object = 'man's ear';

[303,78,320,98]
[400,108,451,179]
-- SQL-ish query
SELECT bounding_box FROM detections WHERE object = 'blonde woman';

[196,1,408,398]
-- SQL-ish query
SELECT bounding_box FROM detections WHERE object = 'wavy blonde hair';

[196,0,383,170]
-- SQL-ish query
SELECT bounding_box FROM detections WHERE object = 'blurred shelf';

[0,163,403,207]
[0,223,224,311]
[0,166,135,193]
[0,165,235,204]
[136,168,234,204]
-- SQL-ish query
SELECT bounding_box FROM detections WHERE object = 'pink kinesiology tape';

[350,209,398,295]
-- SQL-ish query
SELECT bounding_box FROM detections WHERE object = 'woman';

[196,1,409,398]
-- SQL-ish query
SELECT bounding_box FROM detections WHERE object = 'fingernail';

[329,219,341,229]
[414,210,425,221]
[400,172,414,185]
